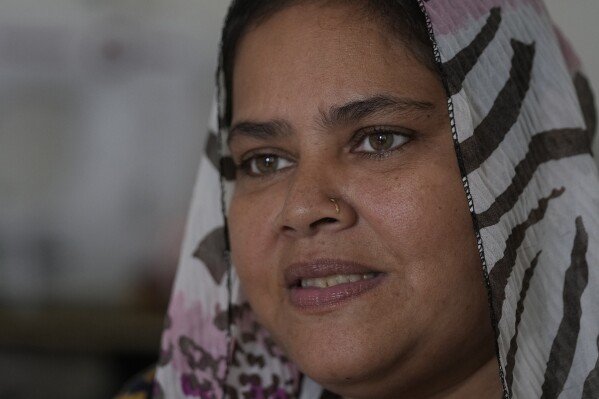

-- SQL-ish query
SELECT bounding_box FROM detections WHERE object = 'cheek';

[228,191,282,320]
[228,195,270,287]
[357,169,471,261]
[353,157,481,306]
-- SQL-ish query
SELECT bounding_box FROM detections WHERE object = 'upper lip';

[284,258,382,288]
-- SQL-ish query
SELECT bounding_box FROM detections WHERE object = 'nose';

[276,164,357,237]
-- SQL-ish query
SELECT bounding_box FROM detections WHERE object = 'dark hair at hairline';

[220,0,437,128]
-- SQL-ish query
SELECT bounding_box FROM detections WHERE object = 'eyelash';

[350,127,413,159]
[238,149,293,178]
[237,127,413,178]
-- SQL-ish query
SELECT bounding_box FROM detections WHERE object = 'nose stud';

[329,198,340,214]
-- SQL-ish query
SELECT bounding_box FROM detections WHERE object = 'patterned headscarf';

[155,0,599,398]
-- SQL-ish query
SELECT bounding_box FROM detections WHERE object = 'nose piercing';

[329,198,340,214]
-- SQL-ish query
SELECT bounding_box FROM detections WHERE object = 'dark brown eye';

[242,153,293,177]
[255,155,278,174]
[354,131,409,154]
[368,133,394,151]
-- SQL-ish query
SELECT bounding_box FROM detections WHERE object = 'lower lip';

[288,274,386,312]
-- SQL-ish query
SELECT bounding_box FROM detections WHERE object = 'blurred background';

[0,1,597,398]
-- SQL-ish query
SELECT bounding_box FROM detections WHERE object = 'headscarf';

[155,0,599,398]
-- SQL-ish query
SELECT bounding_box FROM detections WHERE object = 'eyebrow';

[319,94,435,128]
[228,119,293,145]
[228,94,434,144]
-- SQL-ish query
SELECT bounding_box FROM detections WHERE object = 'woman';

[139,0,598,398]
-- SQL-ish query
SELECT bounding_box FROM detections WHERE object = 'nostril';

[309,217,338,229]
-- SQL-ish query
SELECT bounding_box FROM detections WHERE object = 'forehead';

[232,3,439,124]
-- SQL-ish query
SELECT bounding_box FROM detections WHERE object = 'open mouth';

[285,259,386,311]
[291,272,380,289]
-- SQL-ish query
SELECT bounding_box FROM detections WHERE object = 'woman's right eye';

[240,154,294,177]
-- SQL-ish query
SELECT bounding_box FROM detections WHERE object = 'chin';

[298,347,418,399]
[297,349,366,382]
[283,328,400,393]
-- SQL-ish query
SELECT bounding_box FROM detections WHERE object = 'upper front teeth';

[301,273,376,288]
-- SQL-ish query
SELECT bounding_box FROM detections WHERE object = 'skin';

[227,3,503,399]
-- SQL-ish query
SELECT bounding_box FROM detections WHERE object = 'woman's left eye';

[352,131,410,154]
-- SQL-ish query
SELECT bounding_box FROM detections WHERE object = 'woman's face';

[228,3,498,398]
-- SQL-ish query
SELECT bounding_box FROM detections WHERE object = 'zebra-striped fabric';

[155,1,598,398]
[422,1,599,398]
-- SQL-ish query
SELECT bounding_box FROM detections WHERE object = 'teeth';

[327,275,347,286]
[300,273,376,288]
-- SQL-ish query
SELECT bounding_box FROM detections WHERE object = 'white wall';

[0,0,233,305]
[545,0,599,155]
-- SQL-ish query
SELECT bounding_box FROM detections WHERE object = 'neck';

[426,356,504,399]
[342,356,504,399]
